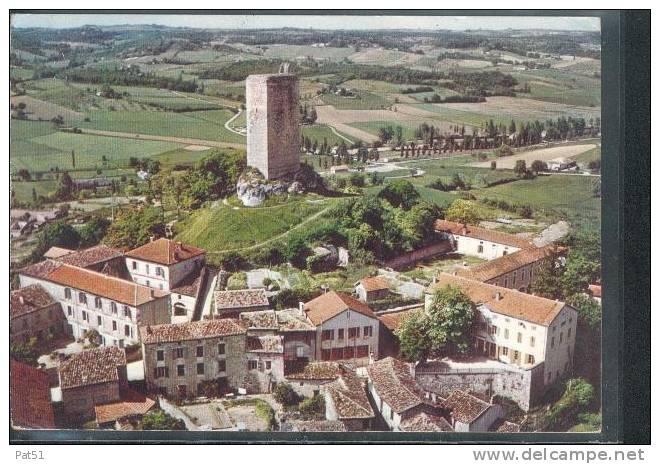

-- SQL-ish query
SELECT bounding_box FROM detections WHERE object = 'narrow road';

[224,108,245,136]
[327,124,354,144]
[73,127,246,149]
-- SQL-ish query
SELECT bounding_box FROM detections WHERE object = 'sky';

[11,14,600,32]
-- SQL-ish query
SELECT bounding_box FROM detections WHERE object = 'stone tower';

[246,72,300,180]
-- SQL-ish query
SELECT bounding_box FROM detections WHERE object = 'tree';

[561,251,600,298]
[400,202,442,248]
[31,221,81,260]
[544,378,594,431]
[426,285,476,354]
[10,338,39,366]
[17,169,31,181]
[529,255,564,299]
[396,310,432,362]
[298,394,325,419]
[138,410,186,430]
[78,217,111,247]
[445,199,479,225]
[513,159,528,177]
[55,172,75,201]
[377,180,420,210]
[284,235,312,269]
[490,161,497,170]
[103,206,165,250]
[273,382,301,406]
[530,160,548,173]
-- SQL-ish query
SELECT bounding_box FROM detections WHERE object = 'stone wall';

[246,74,300,180]
[383,241,453,271]
[415,363,546,412]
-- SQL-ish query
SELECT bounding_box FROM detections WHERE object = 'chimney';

[298,301,305,316]
[149,235,155,242]
[18,295,24,304]
[495,291,502,301]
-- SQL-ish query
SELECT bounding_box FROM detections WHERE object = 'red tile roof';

[125,238,205,265]
[282,420,347,432]
[214,289,270,311]
[140,319,246,344]
[247,335,283,353]
[43,246,74,259]
[59,346,126,390]
[588,284,602,298]
[45,264,168,307]
[10,284,57,320]
[239,309,316,332]
[429,273,569,327]
[378,307,421,332]
[456,244,558,282]
[10,360,56,429]
[18,259,64,279]
[304,291,378,326]
[441,390,492,424]
[493,419,521,433]
[171,268,215,298]
[400,412,454,432]
[366,357,426,414]
[435,219,533,249]
[357,276,390,292]
[94,389,156,425]
[286,362,344,381]
[55,244,123,268]
[325,367,374,419]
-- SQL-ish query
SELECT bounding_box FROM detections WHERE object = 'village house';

[58,346,127,422]
[428,273,578,387]
[323,365,375,431]
[170,267,216,321]
[239,308,317,374]
[435,219,533,260]
[140,319,247,398]
[377,306,424,358]
[285,361,344,397]
[456,244,561,293]
[440,390,504,432]
[214,288,270,317]
[125,238,206,292]
[18,261,170,347]
[302,291,380,366]
[51,244,126,276]
[244,334,285,393]
[10,360,56,429]
[354,276,390,303]
[10,284,66,344]
[366,357,451,432]
[43,246,75,260]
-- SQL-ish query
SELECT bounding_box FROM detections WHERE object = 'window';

[559,332,564,344]
[64,288,72,299]
[124,306,131,318]
[503,250,508,256]
[196,363,204,375]
[265,361,272,370]
[547,372,552,382]
[248,360,258,370]
[504,277,509,287]
[67,306,73,317]
[124,325,130,337]
[517,332,522,343]
[478,243,484,253]
[218,359,226,372]
[146,264,150,275]
[567,327,572,339]
[177,365,185,377]
[527,354,535,364]
[348,327,361,339]
[513,350,520,361]
[156,267,164,277]
[95,297,102,309]
[502,347,509,355]
[175,347,184,359]
[321,349,331,361]
[112,321,117,331]
[132,261,137,270]
[111,302,117,314]
[337,329,344,340]
[97,316,102,326]
[363,326,373,338]
[512,272,517,285]
[521,269,526,280]
[551,337,555,348]
[489,325,497,335]
[529,336,535,347]
[196,346,204,357]
[79,293,87,304]
[156,350,164,361]
[146,280,150,288]
[82,311,88,322]
[504,328,509,339]
[217,343,225,355]
[155,366,168,378]
[322,329,334,341]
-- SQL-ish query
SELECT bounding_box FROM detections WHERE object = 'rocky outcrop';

[236,165,322,206]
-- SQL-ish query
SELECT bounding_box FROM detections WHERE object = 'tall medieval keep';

[246,72,300,180]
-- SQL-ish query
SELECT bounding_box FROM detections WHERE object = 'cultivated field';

[470,143,599,169]
[10,95,83,122]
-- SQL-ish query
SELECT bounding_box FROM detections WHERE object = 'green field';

[78,110,245,143]
[301,124,353,145]
[11,120,182,173]
[175,200,330,251]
